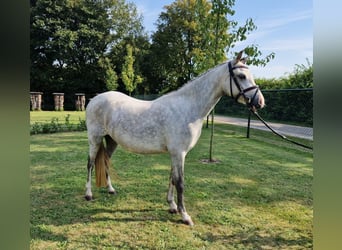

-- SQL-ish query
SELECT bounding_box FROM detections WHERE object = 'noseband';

[228,61,259,109]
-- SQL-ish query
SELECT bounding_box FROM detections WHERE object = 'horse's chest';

[188,121,203,148]
[165,120,203,152]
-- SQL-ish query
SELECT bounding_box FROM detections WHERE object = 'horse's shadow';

[31,195,183,243]
[31,224,68,242]
[32,189,180,226]
[85,207,182,224]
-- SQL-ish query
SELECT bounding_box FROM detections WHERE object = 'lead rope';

[249,108,313,150]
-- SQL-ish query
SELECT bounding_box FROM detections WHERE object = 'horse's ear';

[235,51,243,62]
[240,56,249,64]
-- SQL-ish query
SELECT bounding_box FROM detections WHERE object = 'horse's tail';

[95,141,110,187]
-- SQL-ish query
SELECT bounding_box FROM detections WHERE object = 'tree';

[98,57,118,91]
[148,0,274,93]
[121,44,143,95]
[30,0,112,94]
[30,0,145,107]
[149,0,219,91]
[106,0,145,48]
[109,34,150,94]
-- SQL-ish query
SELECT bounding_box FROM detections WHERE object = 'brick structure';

[75,93,86,111]
[30,92,43,111]
[53,93,64,111]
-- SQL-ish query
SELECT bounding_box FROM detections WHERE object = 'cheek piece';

[228,61,260,109]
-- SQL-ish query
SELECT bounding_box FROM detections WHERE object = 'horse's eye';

[238,74,246,80]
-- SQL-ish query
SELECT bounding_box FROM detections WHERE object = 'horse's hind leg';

[167,173,178,213]
[85,136,102,201]
[85,156,95,200]
[105,135,117,194]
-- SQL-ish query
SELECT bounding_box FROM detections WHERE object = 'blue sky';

[130,0,313,79]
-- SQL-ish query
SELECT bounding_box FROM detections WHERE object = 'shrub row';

[30,114,86,135]
[215,89,313,126]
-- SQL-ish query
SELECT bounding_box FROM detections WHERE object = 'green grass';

[30,116,313,249]
[30,111,85,125]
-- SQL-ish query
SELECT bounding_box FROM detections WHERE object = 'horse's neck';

[176,64,226,119]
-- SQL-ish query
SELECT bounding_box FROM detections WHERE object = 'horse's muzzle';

[249,91,265,110]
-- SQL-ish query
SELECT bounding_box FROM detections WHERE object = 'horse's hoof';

[181,213,194,226]
[169,208,178,214]
[85,195,93,201]
[184,219,194,227]
[108,190,117,195]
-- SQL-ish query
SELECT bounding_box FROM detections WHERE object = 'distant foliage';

[260,60,313,125]
[256,59,313,90]
[99,57,119,91]
[121,44,143,95]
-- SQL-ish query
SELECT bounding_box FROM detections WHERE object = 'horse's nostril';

[258,96,265,108]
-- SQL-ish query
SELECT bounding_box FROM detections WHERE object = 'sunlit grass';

[30,111,85,125]
[30,122,313,249]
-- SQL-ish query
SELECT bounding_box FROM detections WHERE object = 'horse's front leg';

[175,174,194,226]
[170,152,194,226]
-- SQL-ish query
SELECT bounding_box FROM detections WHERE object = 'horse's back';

[87,91,148,110]
[86,91,134,134]
[86,91,150,119]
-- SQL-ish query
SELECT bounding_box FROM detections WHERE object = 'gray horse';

[84,51,265,226]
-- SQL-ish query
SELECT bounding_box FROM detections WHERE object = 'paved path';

[214,115,313,141]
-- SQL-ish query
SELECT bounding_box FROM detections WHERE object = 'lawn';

[30,111,85,124]
[30,114,313,249]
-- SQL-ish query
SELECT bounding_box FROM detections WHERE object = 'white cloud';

[239,9,312,43]
[262,38,312,52]
[256,9,312,31]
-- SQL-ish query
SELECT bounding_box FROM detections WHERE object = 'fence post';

[246,110,251,138]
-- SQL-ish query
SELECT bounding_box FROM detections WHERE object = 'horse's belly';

[117,136,167,154]
[110,124,167,153]
[106,110,168,154]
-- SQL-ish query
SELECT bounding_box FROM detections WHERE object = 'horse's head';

[223,51,265,111]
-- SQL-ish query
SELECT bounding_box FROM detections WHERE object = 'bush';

[257,59,313,90]
[30,116,87,135]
